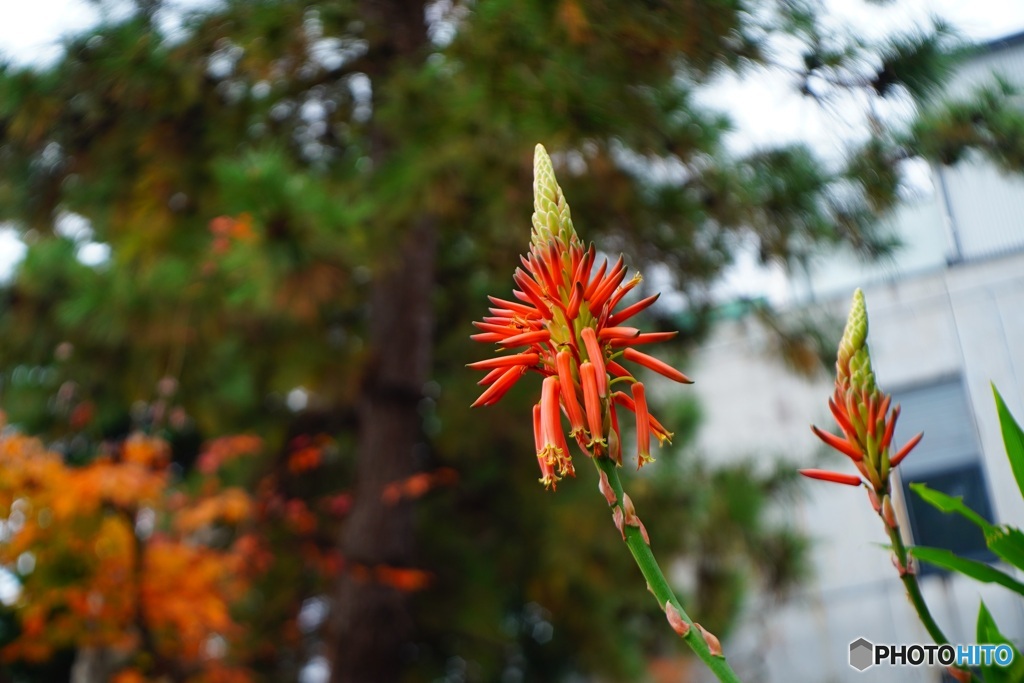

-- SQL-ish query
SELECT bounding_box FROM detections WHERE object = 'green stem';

[887,525,981,683]
[593,456,744,683]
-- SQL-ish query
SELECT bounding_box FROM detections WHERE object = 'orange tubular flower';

[580,362,606,451]
[622,348,693,384]
[533,404,558,489]
[631,383,653,468]
[581,328,608,398]
[470,365,527,408]
[468,144,694,487]
[798,468,863,487]
[612,391,673,446]
[555,350,586,437]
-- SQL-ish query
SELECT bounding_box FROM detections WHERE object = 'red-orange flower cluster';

[469,145,692,488]
[805,392,921,490]
[801,290,923,519]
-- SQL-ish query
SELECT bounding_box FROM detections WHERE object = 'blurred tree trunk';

[331,2,432,681]
[333,215,436,681]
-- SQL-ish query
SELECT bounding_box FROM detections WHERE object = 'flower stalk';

[593,456,742,683]
[802,290,979,683]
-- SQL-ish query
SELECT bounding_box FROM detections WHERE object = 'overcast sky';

[1,1,1023,300]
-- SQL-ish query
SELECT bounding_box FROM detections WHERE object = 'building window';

[893,377,996,575]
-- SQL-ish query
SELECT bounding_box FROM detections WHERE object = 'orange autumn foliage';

[209,213,257,255]
[175,488,253,534]
[285,434,333,474]
[0,422,437,679]
[196,435,263,475]
[0,431,255,678]
[141,539,247,660]
[286,445,323,474]
[381,467,459,505]
[112,662,255,683]
[371,565,432,593]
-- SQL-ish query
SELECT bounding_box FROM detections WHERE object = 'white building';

[692,32,1024,683]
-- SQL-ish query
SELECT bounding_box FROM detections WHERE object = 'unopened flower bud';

[882,495,897,529]
[695,623,723,658]
[891,553,915,577]
[621,493,640,527]
[837,289,868,381]
[598,469,617,506]
[665,602,690,637]
[612,506,625,540]
[531,144,576,248]
[867,488,881,513]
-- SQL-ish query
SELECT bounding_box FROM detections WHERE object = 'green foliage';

[910,482,1024,576]
[910,482,992,530]
[845,135,902,214]
[870,20,960,100]
[752,303,845,378]
[994,384,1024,500]
[909,547,1024,596]
[977,602,1024,683]
[909,77,1024,169]
[780,3,960,102]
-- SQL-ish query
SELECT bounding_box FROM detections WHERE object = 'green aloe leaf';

[910,483,993,532]
[976,601,1024,683]
[993,384,1024,501]
[986,526,1024,573]
[912,483,1024,572]
[909,547,1024,596]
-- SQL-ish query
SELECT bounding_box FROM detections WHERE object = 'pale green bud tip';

[849,348,876,392]
[531,144,578,248]
[836,289,877,392]
[840,289,868,354]
[533,144,555,196]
